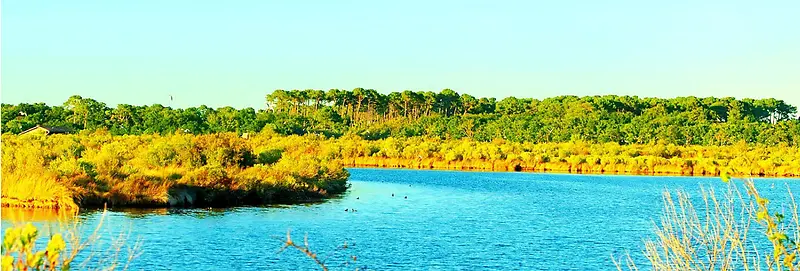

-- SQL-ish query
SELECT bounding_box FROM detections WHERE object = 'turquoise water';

[3,168,800,270]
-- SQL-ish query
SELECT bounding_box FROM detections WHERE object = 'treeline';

[3,90,799,145]
[1,131,349,209]
[266,88,797,123]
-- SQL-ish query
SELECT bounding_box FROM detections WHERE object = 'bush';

[1,133,350,209]
[257,148,283,165]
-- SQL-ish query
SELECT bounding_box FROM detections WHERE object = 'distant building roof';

[19,125,73,135]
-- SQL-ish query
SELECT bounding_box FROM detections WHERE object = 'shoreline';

[342,158,798,178]
[0,184,349,210]
[346,165,800,179]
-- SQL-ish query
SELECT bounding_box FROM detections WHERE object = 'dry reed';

[614,179,800,270]
[1,165,77,210]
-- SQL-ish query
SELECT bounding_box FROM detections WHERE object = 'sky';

[2,0,799,109]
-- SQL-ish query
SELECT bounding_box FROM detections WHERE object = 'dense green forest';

[3,89,799,145]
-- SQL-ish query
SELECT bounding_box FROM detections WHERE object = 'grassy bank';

[1,131,349,209]
[329,136,800,177]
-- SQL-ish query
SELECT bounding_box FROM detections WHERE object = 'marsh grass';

[338,138,800,177]
[1,165,77,210]
[1,132,350,209]
[614,179,800,270]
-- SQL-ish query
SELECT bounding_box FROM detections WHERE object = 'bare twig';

[276,229,329,271]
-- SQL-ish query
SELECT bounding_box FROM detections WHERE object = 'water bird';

[345,208,349,212]
[404,196,407,199]
[356,197,359,200]
[392,193,394,197]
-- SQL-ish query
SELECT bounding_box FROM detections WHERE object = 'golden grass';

[1,167,78,210]
[334,137,800,177]
[1,132,350,209]
[358,157,794,176]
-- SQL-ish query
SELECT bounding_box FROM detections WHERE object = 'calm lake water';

[3,168,800,270]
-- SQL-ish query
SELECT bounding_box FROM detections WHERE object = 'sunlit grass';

[339,137,800,177]
[1,167,77,210]
[1,132,349,209]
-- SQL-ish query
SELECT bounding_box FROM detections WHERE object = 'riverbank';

[343,157,796,177]
[332,137,800,177]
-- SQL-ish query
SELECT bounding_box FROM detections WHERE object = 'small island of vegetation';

[1,131,348,209]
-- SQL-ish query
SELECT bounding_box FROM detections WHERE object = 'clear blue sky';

[2,0,799,109]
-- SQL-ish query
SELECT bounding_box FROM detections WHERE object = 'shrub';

[257,148,283,165]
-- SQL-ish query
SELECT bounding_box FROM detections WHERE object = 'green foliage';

[3,92,799,146]
[257,149,283,165]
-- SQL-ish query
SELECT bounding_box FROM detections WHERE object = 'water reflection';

[1,207,78,223]
[100,207,170,219]
[1,208,85,238]
[97,207,233,219]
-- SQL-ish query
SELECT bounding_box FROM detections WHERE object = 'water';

[3,168,799,270]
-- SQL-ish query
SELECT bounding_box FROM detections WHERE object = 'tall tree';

[459,93,477,115]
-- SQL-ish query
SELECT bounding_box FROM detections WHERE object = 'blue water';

[3,169,800,270]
